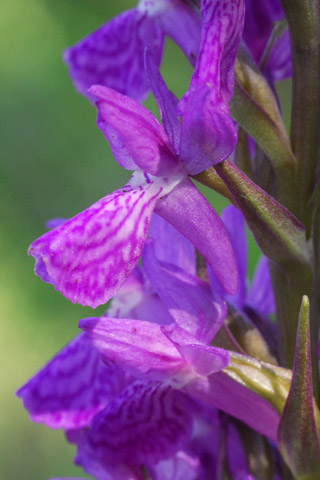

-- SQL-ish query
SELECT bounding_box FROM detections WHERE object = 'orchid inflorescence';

[18,1,320,479]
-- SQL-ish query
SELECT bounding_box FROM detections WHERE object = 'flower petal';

[149,0,201,66]
[178,0,244,173]
[192,0,245,103]
[155,177,238,295]
[144,48,181,154]
[209,205,247,309]
[185,371,279,440]
[106,266,174,325]
[78,380,194,465]
[179,86,237,174]
[79,317,184,381]
[29,173,180,308]
[247,256,275,316]
[162,324,229,376]
[151,451,201,480]
[148,213,195,275]
[90,84,178,175]
[64,9,164,103]
[143,241,226,343]
[16,334,126,429]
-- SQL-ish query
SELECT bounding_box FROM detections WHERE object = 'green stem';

[280,0,320,230]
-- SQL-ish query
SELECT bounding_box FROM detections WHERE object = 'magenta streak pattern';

[17,334,126,429]
[64,9,164,103]
[83,380,193,465]
[29,181,165,308]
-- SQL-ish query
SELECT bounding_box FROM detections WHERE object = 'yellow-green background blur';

[0,1,291,478]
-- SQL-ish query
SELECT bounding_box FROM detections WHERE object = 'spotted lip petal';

[64,9,164,103]
[16,334,127,430]
[77,380,194,466]
[29,173,181,308]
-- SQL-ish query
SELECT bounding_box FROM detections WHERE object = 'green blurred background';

[0,1,291,478]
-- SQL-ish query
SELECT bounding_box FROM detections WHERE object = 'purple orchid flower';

[29,1,246,308]
[64,0,201,103]
[18,224,229,478]
[19,218,282,478]
[243,0,291,81]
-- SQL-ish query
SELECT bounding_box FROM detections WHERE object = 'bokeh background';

[0,1,291,478]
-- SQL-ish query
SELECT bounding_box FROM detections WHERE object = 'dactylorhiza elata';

[18,0,320,479]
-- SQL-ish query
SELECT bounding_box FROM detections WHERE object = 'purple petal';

[178,0,244,173]
[144,48,181,154]
[163,324,229,376]
[148,213,195,275]
[191,0,245,103]
[209,205,247,309]
[179,85,237,174]
[64,9,164,103]
[143,241,226,343]
[247,256,275,316]
[184,371,279,440]
[155,177,238,295]
[17,334,126,429]
[151,451,201,480]
[265,28,292,81]
[146,0,201,66]
[90,84,178,176]
[243,0,283,65]
[29,173,180,308]
[79,316,185,381]
[106,266,174,325]
[78,380,194,465]
[76,450,143,480]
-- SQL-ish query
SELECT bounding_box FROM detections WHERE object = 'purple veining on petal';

[29,174,180,308]
[79,316,185,381]
[148,213,195,275]
[76,448,143,480]
[64,9,164,103]
[79,380,194,465]
[90,84,178,176]
[178,0,244,174]
[194,0,245,103]
[143,240,226,343]
[17,334,126,429]
[144,48,181,154]
[155,177,238,295]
